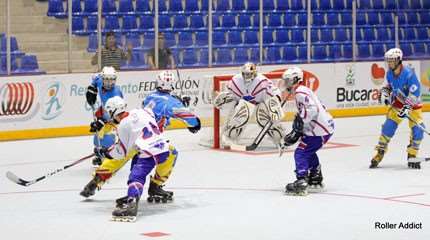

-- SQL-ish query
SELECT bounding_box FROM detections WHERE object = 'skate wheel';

[147,197,153,203]
[161,198,168,203]
[154,197,161,203]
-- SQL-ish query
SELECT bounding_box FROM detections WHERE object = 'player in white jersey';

[213,62,285,147]
[280,67,335,196]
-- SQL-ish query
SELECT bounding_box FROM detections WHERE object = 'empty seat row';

[0,55,42,73]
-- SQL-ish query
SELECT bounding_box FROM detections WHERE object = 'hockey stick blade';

[408,157,430,163]
[6,171,32,186]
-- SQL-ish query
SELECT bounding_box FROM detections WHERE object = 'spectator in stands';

[148,32,175,69]
[91,31,132,70]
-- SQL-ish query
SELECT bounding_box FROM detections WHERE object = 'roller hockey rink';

[1,114,430,240]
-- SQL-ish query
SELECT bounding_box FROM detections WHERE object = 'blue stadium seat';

[407,12,419,25]
[190,15,205,29]
[311,29,320,42]
[340,12,352,25]
[228,31,243,45]
[142,32,155,48]
[283,46,298,62]
[277,0,289,10]
[48,0,66,18]
[195,32,208,46]
[212,15,221,28]
[385,0,396,9]
[263,30,274,44]
[385,42,396,50]
[367,12,379,25]
[276,29,289,44]
[216,0,230,11]
[163,32,176,47]
[356,12,367,25]
[139,15,154,31]
[213,31,226,46]
[358,0,371,9]
[178,32,194,47]
[244,31,259,45]
[417,27,429,40]
[70,0,82,15]
[332,0,345,9]
[102,0,117,14]
[201,0,209,11]
[343,44,353,59]
[157,0,168,12]
[125,33,141,49]
[87,16,98,33]
[376,27,390,41]
[232,0,246,11]
[402,27,416,40]
[313,13,326,26]
[398,0,410,9]
[87,34,98,52]
[298,46,307,61]
[136,0,151,13]
[424,0,430,8]
[328,45,342,59]
[238,14,252,28]
[345,0,353,9]
[182,49,197,66]
[170,0,184,12]
[72,16,85,35]
[118,0,134,14]
[252,14,260,27]
[0,56,17,72]
[222,14,236,28]
[372,43,385,58]
[381,13,394,25]
[159,15,172,29]
[173,15,188,29]
[312,45,327,61]
[19,55,39,72]
[398,13,407,25]
[363,28,376,41]
[420,12,430,24]
[265,47,281,63]
[291,29,305,43]
[267,13,282,28]
[264,0,275,10]
[357,44,371,58]
[248,47,258,62]
[0,36,19,53]
[215,48,232,65]
[234,48,249,64]
[327,13,339,26]
[126,50,143,68]
[185,0,200,12]
[104,16,120,32]
[319,0,332,9]
[320,29,333,42]
[411,0,422,8]
[400,43,413,57]
[123,16,138,32]
[335,28,349,42]
[284,13,297,26]
[355,28,363,41]
[413,43,427,55]
[290,0,305,10]
[372,0,384,9]
[198,48,209,66]
[298,13,307,26]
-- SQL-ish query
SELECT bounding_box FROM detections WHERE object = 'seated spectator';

[91,31,132,70]
[148,33,175,69]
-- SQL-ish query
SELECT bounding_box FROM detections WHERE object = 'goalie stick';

[6,153,94,187]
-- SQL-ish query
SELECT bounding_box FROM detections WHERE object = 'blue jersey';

[91,74,123,106]
[386,65,421,108]
[142,91,199,131]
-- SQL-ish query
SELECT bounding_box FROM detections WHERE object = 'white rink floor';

[1,114,430,240]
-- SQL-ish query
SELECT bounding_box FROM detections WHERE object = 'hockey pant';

[376,107,424,157]
[294,134,332,179]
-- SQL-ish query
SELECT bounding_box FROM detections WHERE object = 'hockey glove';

[283,114,303,147]
[188,117,201,133]
[397,105,411,119]
[94,147,113,160]
[378,86,391,105]
[86,85,98,106]
[90,118,106,132]
[173,94,191,107]
[292,114,304,133]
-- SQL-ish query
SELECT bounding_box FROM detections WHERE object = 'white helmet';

[104,96,127,120]
[384,48,403,70]
[281,66,304,93]
[241,62,257,83]
[156,71,175,92]
[101,66,117,90]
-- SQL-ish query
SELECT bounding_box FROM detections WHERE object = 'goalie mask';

[384,48,403,71]
[241,62,257,83]
[280,67,304,94]
[101,66,117,90]
[156,71,175,92]
[105,96,127,121]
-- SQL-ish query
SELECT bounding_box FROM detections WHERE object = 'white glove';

[213,91,235,109]
[397,105,411,118]
[379,86,391,105]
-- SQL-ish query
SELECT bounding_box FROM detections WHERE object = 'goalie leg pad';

[223,99,254,140]
[256,103,285,145]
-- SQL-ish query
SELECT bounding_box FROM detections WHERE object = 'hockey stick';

[6,153,95,187]
[408,157,430,163]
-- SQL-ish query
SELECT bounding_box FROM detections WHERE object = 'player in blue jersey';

[370,48,425,169]
[85,66,124,166]
[142,70,201,134]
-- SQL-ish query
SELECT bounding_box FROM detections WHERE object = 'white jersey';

[295,85,334,136]
[227,73,281,104]
[109,108,170,160]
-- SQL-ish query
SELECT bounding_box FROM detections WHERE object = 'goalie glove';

[86,85,98,106]
[283,114,304,147]
[378,86,391,105]
[213,91,235,109]
[265,96,284,122]
[397,104,411,119]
